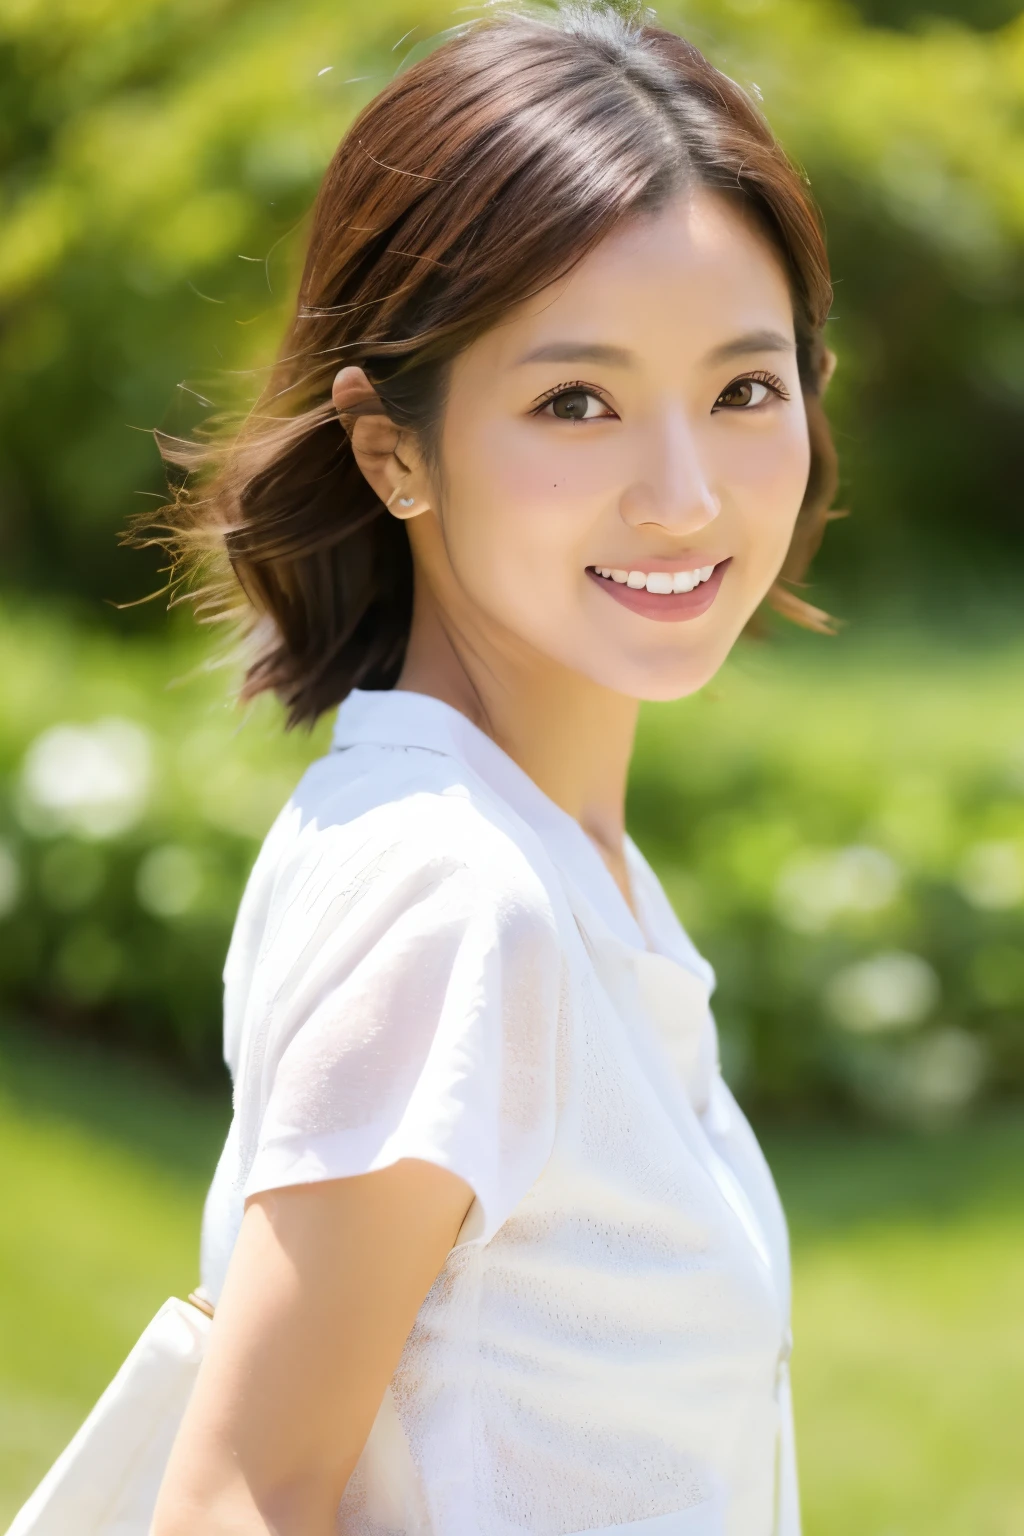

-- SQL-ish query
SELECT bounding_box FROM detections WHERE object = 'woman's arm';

[151,1159,474,1536]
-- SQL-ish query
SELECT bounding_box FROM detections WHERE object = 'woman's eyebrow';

[704,329,795,363]
[516,330,795,369]
[515,342,636,367]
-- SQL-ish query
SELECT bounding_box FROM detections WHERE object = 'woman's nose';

[618,414,721,535]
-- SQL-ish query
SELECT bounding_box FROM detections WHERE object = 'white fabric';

[201,688,800,1536]
[6,1298,210,1536]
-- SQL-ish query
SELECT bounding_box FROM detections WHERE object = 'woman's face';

[413,187,813,701]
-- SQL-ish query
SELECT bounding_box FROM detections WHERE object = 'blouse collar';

[331,688,714,989]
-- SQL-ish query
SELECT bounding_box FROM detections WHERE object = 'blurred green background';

[1,0,1022,1531]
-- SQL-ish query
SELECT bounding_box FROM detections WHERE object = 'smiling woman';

[148,1,837,731]
[75,6,851,1536]
[375,190,822,694]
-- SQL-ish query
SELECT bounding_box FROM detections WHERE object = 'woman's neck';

[396,584,640,909]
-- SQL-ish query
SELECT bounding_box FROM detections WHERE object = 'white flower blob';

[136,844,203,918]
[19,717,153,838]
[903,1027,987,1114]
[826,950,940,1033]
[775,845,901,933]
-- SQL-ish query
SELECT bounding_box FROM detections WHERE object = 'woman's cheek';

[490,423,615,518]
[728,426,810,551]
[464,426,611,569]
[439,461,579,622]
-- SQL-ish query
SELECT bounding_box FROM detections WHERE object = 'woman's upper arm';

[152,1158,474,1536]
[154,813,561,1535]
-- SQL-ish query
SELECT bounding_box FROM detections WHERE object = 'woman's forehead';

[465,190,797,377]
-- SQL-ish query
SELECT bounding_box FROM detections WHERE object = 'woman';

[151,5,838,1534]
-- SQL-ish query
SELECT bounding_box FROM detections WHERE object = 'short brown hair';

[144,2,838,728]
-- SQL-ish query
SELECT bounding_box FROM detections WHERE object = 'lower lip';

[587,560,731,622]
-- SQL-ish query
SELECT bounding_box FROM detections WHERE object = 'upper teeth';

[594,565,716,593]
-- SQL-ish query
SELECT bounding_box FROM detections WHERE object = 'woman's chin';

[571,631,737,702]
[571,654,729,703]
[635,666,726,703]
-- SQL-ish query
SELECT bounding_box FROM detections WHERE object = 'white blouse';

[200,688,800,1536]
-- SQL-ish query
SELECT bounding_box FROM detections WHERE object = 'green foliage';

[1,606,1021,1116]
[850,0,1021,33]
[0,606,331,1073]
[0,0,1022,613]
[3,1020,1022,1531]
[0,0,456,605]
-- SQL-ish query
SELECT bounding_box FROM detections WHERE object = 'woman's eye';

[714,373,788,411]
[718,380,769,409]
[538,386,612,421]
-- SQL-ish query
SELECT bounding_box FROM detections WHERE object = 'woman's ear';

[818,347,838,397]
[332,366,431,520]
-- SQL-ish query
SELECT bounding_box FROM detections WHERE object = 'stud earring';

[386,486,417,511]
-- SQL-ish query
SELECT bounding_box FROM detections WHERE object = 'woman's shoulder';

[222,738,566,1077]
[243,740,564,954]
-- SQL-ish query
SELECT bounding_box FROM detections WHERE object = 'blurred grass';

[0,1026,228,1513]
[1,1021,1021,1534]
[775,1124,1024,1535]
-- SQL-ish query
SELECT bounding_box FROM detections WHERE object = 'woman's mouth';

[586,559,731,621]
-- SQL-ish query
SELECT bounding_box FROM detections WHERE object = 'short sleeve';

[233,800,563,1245]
